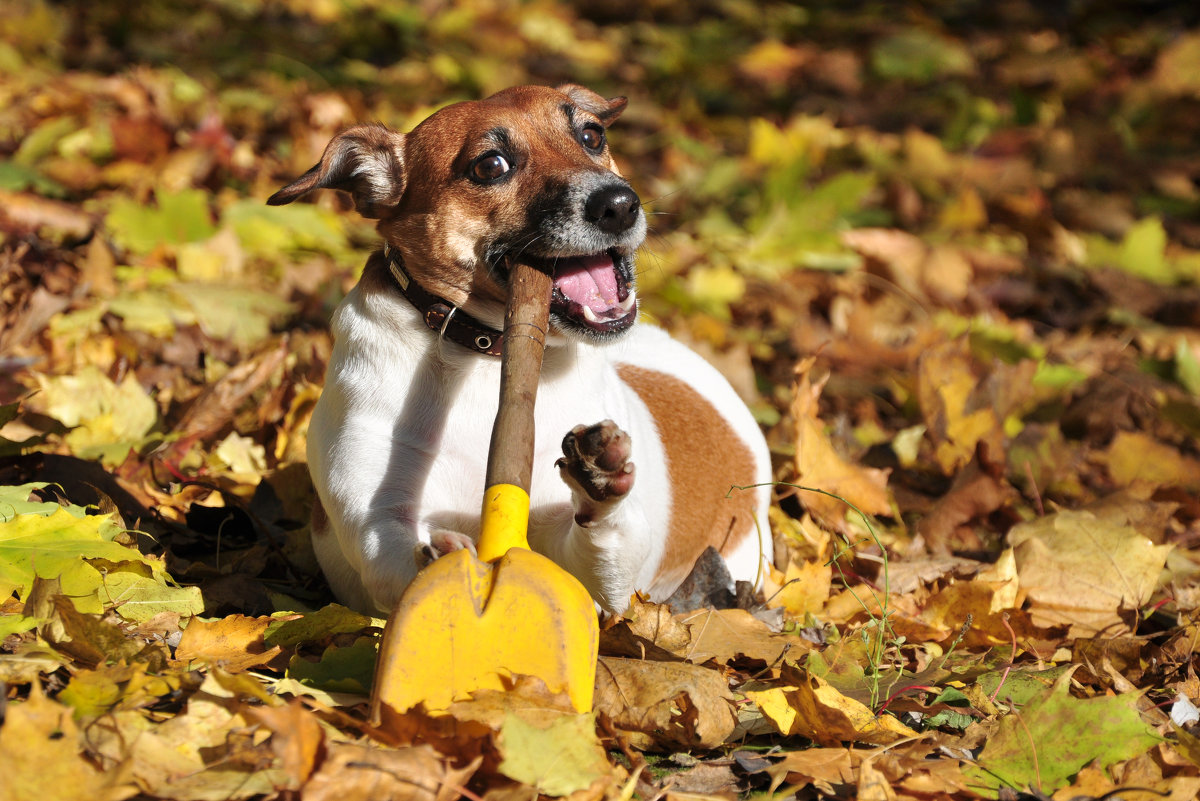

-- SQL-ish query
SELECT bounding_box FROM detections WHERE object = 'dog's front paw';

[414,530,477,568]
[556,420,636,506]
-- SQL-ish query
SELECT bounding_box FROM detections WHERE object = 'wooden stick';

[485,262,553,491]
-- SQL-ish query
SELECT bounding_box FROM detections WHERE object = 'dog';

[269,84,773,616]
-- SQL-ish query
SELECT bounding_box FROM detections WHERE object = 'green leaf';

[286,638,377,695]
[872,29,974,82]
[0,614,38,638]
[0,160,66,196]
[108,283,293,348]
[1117,217,1172,284]
[222,199,349,258]
[967,671,1160,792]
[1175,337,1200,396]
[180,283,294,348]
[0,500,192,622]
[1032,362,1088,391]
[13,116,78,166]
[0,508,141,604]
[97,568,205,623]
[105,189,216,254]
[0,483,63,519]
[497,713,610,797]
[263,603,378,648]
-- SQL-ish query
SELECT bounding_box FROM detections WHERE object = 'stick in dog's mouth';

[510,248,638,337]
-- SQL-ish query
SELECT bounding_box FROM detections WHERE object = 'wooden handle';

[485,262,553,492]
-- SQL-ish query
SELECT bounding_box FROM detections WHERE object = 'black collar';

[383,245,504,357]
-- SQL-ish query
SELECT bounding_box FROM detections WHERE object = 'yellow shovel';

[369,262,600,718]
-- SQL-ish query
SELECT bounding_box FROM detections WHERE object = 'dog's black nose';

[585,185,641,234]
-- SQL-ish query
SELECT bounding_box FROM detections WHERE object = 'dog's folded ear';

[267,124,406,218]
[556,84,628,127]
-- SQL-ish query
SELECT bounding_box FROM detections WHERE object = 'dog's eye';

[470,152,512,183]
[580,125,605,151]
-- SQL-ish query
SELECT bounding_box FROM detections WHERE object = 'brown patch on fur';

[311,494,329,536]
[617,365,758,590]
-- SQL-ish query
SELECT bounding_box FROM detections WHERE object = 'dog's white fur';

[279,85,773,615]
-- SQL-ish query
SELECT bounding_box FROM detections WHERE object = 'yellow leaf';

[0,683,137,801]
[916,340,1003,474]
[791,358,891,526]
[747,671,919,746]
[765,558,833,618]
[1103,430,1200,492]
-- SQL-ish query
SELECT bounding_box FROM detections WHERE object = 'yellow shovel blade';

[370,546,599,715]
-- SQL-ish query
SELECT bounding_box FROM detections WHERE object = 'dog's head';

[269,84,646,341]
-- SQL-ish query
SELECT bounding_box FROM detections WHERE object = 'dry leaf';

[765,747,854,794]
[746,669,919,746]
[0,683,137,801]
[594,656,736,750]
[916,340,1005,474]
[303,743,478,801]
[791,357,891,526]
[244,700,326,788]
[1010,509,1173,636]
[175,614,284,672]
[763,558,833,618]
[678,607,804,666]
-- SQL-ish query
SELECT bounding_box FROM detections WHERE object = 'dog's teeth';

[582,305,600,323]
[619,292,636,312]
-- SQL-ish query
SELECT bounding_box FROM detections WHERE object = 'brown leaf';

[45,596,150,668]
[594,656,736,750]
[916,450,1018,553]
[175,614,284,672]
[164,337,289,454]
[790,357,891,527]
[1011,508,1174,636]
[303,743,479,801]
[677,607,803,667]
[599,596,693,660]
[0,189,95,238]
[244,700,326,788]
[765,747,854,795]
[856,757,898,801]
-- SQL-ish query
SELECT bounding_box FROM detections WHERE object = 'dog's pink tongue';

[554,254,621,312]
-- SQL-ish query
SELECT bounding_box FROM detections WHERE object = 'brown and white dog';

[270,84,772,616]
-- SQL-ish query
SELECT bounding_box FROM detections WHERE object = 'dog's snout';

[585,185,641,234]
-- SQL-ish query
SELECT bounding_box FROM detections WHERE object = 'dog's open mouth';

[514,250,636,338]
[551,251,636,331]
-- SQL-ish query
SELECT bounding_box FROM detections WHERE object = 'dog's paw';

[414,530,476,568]
[556,420,636,505]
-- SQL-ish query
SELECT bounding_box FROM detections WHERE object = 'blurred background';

[2,0,1199,613]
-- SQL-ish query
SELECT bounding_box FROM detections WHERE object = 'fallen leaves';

[968,669,1162,793]
[595,656,737,750]
[747,669,920,746]
[4,4,1200,801]
[790,356,892,527]
[1010,507,1174,636]
[0,683,137,801]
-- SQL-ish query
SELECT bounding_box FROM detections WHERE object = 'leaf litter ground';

[3,2,1200,800]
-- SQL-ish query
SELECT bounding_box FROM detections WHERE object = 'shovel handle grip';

[479,261,553,557]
